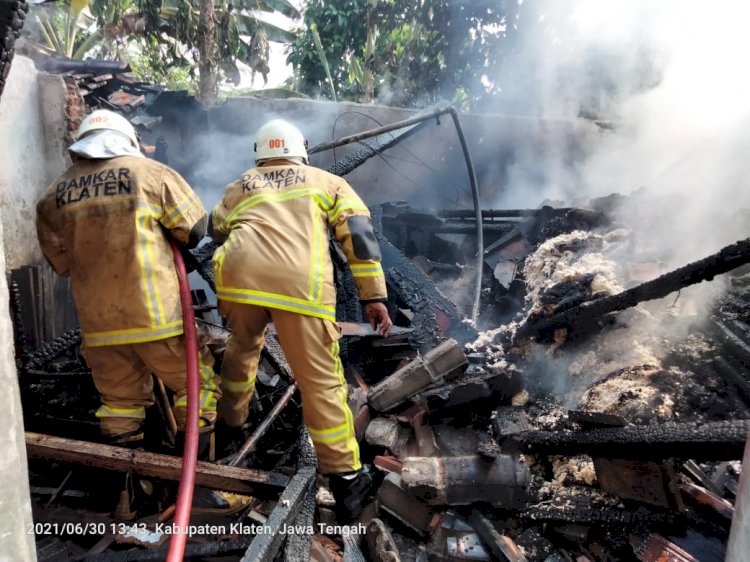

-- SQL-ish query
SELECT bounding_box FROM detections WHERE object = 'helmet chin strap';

[258,156,306,167]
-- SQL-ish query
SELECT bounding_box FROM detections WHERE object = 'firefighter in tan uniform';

[210,119,392,521]
[36,110,221,457]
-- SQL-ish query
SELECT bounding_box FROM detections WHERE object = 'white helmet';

[76,109,139,149]
[254,119,308,164]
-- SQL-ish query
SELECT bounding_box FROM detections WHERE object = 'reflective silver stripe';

[83,323,183,347]
[163,194,199,228]
[327,199,368,223]
[308,425,351,444]
[61,198,161,221]
[216,289,336,321]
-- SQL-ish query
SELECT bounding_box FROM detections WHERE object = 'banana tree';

[89,0,300,106]
[33,0,101,59]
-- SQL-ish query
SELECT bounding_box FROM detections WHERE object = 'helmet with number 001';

[76,109,139,149]
[254,119,308,164]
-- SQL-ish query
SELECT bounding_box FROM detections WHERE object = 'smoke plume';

[492,0,750,265]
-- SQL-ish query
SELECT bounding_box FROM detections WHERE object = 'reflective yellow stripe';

[96,405,146,419]
[83,322,183,347]
[308,200,327,303]
[308,421,350,440]
[350,263,383,278]
[328,199,368,223]
[135,210,164,325]
[212,206,230,235]
[221,377,256,394]
[162,193,199,228]
[225,188,330,225]
[309,429,352,445]
[216,288,336,321]
[335,339,360,470]
[213,243,228,288]
[198,354,219,392]
[307,340,360,464]
[175,391,217,415]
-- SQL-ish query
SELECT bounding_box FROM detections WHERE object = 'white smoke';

[491,0,750,267]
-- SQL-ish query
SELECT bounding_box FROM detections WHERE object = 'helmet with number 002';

[254,119,308,164]
[76,109,139,149]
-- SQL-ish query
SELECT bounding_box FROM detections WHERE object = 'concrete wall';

[145,96,600,213]
[0,55,69,270]
[0,218,35,561]
[0,54,70,562]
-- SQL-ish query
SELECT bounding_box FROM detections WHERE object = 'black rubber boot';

[175,430,231,509]
[93,436,153,520]
[328,465,376,524]
[214,421,247,461]
[175,430,215,462]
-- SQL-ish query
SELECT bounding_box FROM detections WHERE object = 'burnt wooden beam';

[25,432,287,496]
[283,429,318,562]
[680,481,735,520]
[593,458,683,510]
[516,237,750,341]
[630,533,699,562]
[513,420,750,461]
[241,467,316,561]
[521,486,676,525]
[374,217,478,350]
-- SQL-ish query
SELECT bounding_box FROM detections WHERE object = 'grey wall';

[0,54,70,561]
[0,55,68,270]
[0,218,35,561]
[145,96,600,214]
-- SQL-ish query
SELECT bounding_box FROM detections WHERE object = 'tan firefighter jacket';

[209,162,387,321]
[36,155,207,347]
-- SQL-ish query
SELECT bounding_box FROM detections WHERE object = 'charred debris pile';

[7,57,750,562]
[10,186,750,561]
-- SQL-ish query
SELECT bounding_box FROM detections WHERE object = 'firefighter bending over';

[210,118,392,522]
[36,110,221,514]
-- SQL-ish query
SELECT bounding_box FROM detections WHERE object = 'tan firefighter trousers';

[82,335,221,442]
[218,302,360,474]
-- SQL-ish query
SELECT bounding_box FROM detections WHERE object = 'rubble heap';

[11,193,750,561]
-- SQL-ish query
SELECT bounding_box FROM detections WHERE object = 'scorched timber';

[513,420,750,461]
[377,233,477,349]
[240,467,316,562]
[516,237,750,340]
[25,432,288,496]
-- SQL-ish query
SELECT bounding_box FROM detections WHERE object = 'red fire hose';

[167,239,200,561]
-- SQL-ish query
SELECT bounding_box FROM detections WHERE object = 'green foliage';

[126,37,194,91]
[288,0,519,109]
[32,0,98,59]
[86,0,300,94]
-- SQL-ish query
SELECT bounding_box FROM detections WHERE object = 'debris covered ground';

[12,187,750,561]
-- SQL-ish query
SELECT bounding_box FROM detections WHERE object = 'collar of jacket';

[68,130,145,160]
